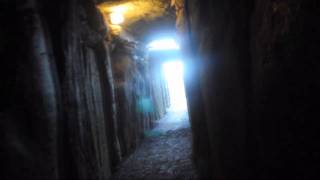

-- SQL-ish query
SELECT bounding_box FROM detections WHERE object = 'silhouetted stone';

[175,0,320,179]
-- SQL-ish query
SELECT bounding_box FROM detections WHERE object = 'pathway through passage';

[111,110,198,180]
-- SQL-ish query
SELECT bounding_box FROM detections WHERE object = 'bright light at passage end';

[148,38,180,51]
[162,60,187,111]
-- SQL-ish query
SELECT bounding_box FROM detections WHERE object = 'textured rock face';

[1,2,60,179]
[1,0,115,179]
[177,0,320,179]
[1,0,170,179]
[2,0,318,179]
[250,1,320,179]
[110,38,170,159]
[177,1,252,178]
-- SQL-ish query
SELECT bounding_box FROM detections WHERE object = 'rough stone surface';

[250,1,320,179]
[2,0,319,179]
[111,111,198,180]
[176,0,252,178]
[1,0,115,179]
[1,1,171,179]
[110,38,170,160]
[176,0,320,179]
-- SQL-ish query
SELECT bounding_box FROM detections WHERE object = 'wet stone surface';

[111,111,198,180]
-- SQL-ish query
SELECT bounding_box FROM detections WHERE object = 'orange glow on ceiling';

[97,0,170,34]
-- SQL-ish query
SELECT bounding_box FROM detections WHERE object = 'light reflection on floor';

[151,109,190,134]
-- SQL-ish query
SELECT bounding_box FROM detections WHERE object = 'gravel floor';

[110,110,198,180]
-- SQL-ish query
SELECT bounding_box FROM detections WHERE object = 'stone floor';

[110,110,198,180]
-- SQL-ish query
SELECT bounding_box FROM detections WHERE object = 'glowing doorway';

[162,60,187,112]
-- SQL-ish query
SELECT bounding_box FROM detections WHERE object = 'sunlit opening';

[147,38,180,51]
[110,12,124,25]
[162,60,187,112]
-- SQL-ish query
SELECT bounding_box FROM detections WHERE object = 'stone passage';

[111,111,198,180]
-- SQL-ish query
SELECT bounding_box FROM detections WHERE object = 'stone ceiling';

[97,0,176,42]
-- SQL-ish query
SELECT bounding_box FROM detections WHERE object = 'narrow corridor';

[2,0,319,179]
[111,110,198,180]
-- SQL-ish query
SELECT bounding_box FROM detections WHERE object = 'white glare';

[110,12,124,25]
[162,60,187,112]
[148,39,180,51]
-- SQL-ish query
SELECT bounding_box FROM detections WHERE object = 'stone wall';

[250,1,320,179]
[110,38,170,159]
[148,55,171,120]
[1,0,114,179]
[177,0,320,179]
[0,1,170,179]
